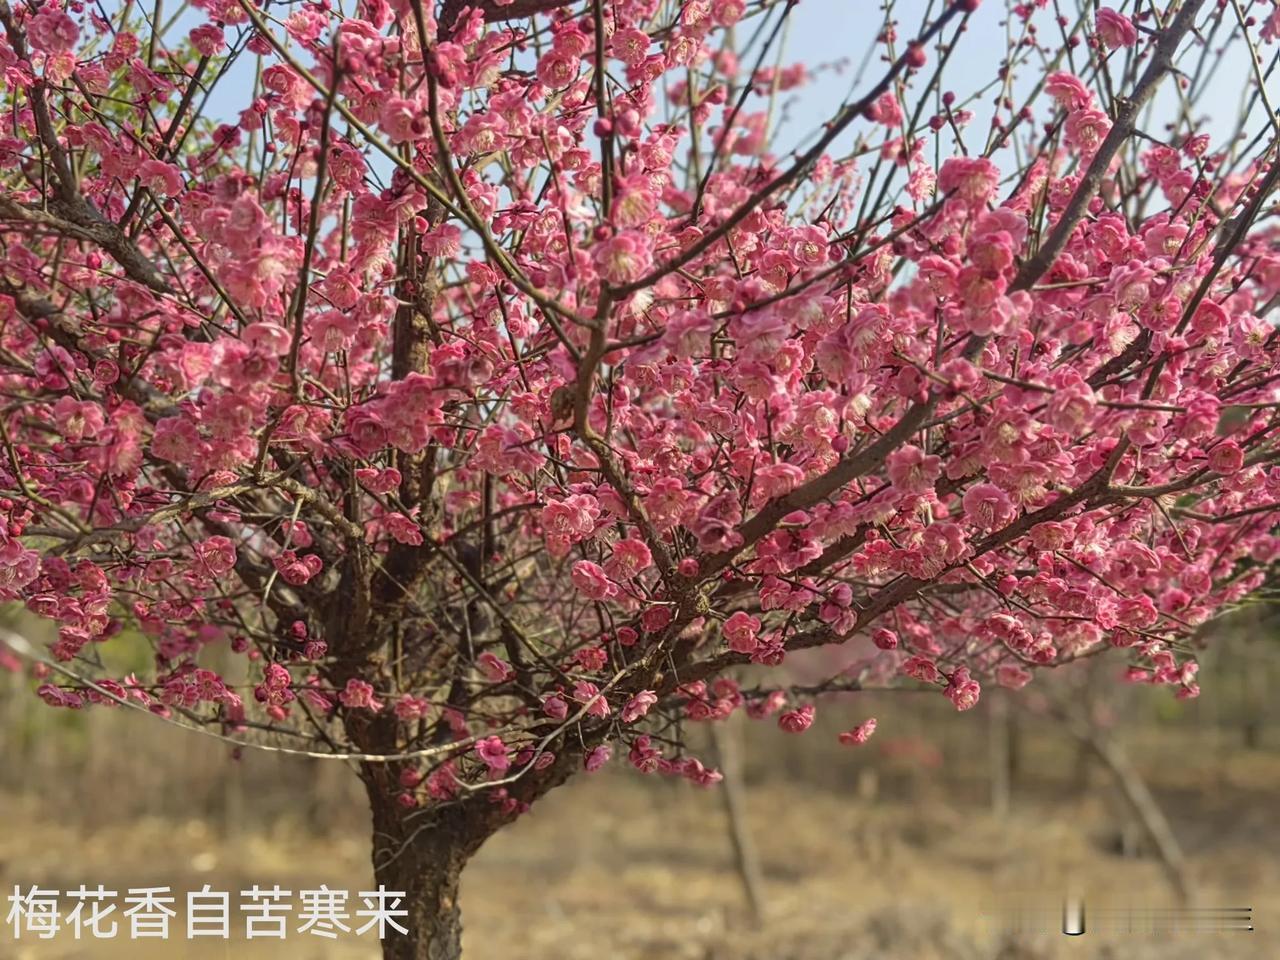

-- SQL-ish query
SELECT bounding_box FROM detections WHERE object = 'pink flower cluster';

[2,0,1275,827]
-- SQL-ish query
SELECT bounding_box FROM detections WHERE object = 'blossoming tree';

[1,0,1278,953]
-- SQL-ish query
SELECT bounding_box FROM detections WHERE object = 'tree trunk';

[988,690,1012,818]
[373,847,464,960]
[708,719,766,923]
[1080,729,1193,903]
[365,777,492,960]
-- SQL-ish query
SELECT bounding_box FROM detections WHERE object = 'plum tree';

[1,0,1278,955]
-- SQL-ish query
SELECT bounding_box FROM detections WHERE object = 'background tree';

[0,0,1278,956]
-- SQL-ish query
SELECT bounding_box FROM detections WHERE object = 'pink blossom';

[752,633,787,666]
[902,656,941,684]
[356,468,403,495]
[344,410,387,457]
[887,445,942,495]
[838,718,877,745]
[541,494,601,555]
[137,159,183,197]
[1046,376,1097,433]
[536,50,578,88]
[629,735,662,773]
[722,611,761,654]
[711,0,746,26]
[938,156,1000,207]
[575,646,607,672]
[571,560,617,601]
[746,690,787,719]
[611,28,651,66]
[944,667,982,711]
[92,359,120,385]
[921,523,969,566]
[1044,71,1094,110]
[584,744,612,772]
[476,736,510,775]
[963,483,1016,531]
[594,231,653,285]
[642,605,674,633]
[379,97,425,142]
[426,762,458,800]
[37,684,84,709]
[691,491,744,553]
[394,696,432,721]
[1096,8,1138,49]
[1207,441,1244,474]
[605,538,653,579]
[573,680,610,718]
[542,694,569,720]
[1115,595,1159,628]
[996,665,1033,689]
[189,24,225,56]
[421,225,462,258]
[969,231,1016,275]
[778,704,815,733]
[754,462,805,501]
[193,536,237,577]
[222,194,266,253]
[788,225,829,267]
[681,757,724,787]
[338,679,384,712]
[274,552,322,586]
[477,653,513,682]
[1065,107,1113,154]
[52,398,105,442]
[383,513,423,546]
[28,10,79,53]
[867,92,904,128]
[872,628,899,650]
[621,690,658,723]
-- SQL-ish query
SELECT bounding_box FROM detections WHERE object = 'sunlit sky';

[775,0,1261,159]
[150,0,1270,199]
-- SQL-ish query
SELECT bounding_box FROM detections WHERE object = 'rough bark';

[355,729,582,960]
[365,777,490,960]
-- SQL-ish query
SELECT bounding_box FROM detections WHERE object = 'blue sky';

[775,0,1261,157]
[173,0,1265,139]
[144,0,1270,203]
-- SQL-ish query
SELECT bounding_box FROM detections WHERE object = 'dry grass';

[2,752,1277,960]
[3,629,1277,959]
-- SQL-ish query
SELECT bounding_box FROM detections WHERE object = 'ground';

[2,750,1276,960]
